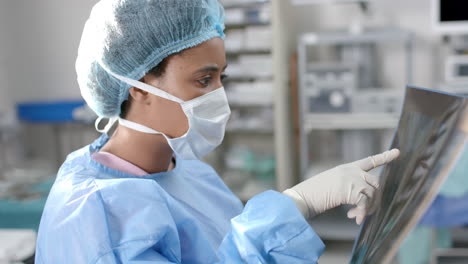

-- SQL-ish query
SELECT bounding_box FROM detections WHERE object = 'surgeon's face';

[127,37,227,138]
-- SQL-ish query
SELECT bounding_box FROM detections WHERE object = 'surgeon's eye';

[221,73,229,82]
[197,76,212,87]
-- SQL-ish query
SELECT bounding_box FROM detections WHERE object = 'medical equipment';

[445,55,468,83]
[340,43,379,89]
[304,63,356,113]
[432,0,468,35]
[303,69,404,114]
[297,28,413,177]
[437,37,468,100]
[352,90,403,113]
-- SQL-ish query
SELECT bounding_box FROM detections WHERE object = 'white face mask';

[96,71,231,160]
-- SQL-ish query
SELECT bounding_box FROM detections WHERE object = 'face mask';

[95,71,231,160]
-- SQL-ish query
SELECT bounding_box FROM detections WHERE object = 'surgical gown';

[35,134,325,263]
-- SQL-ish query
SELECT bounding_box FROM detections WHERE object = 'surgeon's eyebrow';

[193,64,228,74]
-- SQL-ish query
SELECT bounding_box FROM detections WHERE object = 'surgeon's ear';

[128,87,150,105]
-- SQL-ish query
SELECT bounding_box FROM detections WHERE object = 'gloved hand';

[283,149,400,225]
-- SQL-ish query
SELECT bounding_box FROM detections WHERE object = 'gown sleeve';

[216,190,325,263]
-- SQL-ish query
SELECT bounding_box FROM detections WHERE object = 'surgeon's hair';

[120,58,170,118]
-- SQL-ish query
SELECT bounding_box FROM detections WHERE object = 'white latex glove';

[283,149,400,225]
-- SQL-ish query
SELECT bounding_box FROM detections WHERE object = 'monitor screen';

[433,0,468,34]
[440,0,468,22]
[458,65,468,77]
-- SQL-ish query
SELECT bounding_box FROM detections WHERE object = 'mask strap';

[97,61,184,104]
[95,116,118,134]
[118,118,163,135]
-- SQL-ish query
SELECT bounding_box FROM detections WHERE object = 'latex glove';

[283,149,400,225]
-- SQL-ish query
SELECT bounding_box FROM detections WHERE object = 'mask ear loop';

[118,118,163,135]
[96,60,184,104]
[95,116,118,134]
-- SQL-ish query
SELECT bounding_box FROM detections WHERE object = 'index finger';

[353,149,400,172]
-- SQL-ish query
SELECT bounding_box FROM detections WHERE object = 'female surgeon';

[35,0,400,263]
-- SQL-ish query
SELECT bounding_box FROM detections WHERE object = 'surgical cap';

[76,0,225,117]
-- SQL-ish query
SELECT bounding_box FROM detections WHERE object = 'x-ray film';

[350,86,468,264]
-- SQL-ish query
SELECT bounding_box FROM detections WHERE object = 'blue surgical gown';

[35,134,324,263]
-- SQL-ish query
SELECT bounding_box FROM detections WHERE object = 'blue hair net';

[76,0,225,117]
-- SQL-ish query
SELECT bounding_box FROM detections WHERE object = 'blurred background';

[0,0,467,263]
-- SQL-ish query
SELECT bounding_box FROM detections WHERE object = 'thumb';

[353,149,400,172]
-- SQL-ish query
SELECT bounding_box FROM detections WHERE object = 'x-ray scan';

[350,86,468,264]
